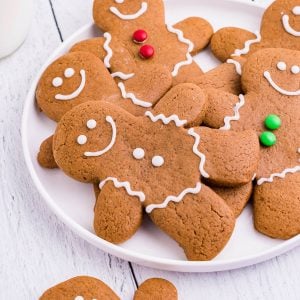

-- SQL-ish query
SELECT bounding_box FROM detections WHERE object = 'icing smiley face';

[52,68,86,101]
[110,0,148,20]
[264,60,300,96]
[282,6,300,37]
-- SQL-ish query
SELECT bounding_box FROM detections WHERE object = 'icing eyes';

[152,155,164,167]
[293,6,300,15]
[87,119,97,129]
[64,67,75,78]
[52,77,63,87]
[133,148,145,160]
[291,65,300,74]
[115,0,124,3]
[77,135,87,145]
[277,61,286,71]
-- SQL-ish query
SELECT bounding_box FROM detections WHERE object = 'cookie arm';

[211,27,257,62]
[150,184,235,260]
[37,135,58,169]
[173,17,213,55]
[196,127,259,187]
[94,181,143,244]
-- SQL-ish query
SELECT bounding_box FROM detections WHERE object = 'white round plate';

[22,0,299,272]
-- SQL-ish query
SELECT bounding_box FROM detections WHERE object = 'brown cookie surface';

[37,135,58,169]
[134,278,178,300]
[39,276,120,300]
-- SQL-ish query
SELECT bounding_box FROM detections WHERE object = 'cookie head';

[262,0,300,50]
[242,48,300,96]
[36,51,119,122]
[93,0,165,32]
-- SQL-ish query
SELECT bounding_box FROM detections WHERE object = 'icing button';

[133,148,145,160]
[264,114,281,130]
[260,132,276,147]
[139,44,154,59]
[133,29,148,43]
[152,155,164,167]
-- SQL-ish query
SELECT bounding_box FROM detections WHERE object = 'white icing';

[111,72,135,80]
[103,32,113,68]
[87,119,97,129]
[264,71,300,96]
[99,177,145,202]
[84,116,117,157]
[64,67,75,78]
[145,182,201,213]
[52,77,63,87]
[166,24,194,77]
[117,82,152,107]
[220,94,245,130]
[152,155,164,167]
[110,2,148,20]
[232,31,261,57]
[252,173,257,181]
[227,59,242,75]
[277,61,287,71]
[77,135,87,145]
[144,111,187,127]
[187,128,209,178]
[74,296,84,300]
[257,166,300,185]
[133,148,145,160]
[291,65,300,74]
[115,0,124,3]
[55,70,86,100]
[293,6,300,15]
[282,14,300,37]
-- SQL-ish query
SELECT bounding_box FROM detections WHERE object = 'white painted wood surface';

[0,0,299,299]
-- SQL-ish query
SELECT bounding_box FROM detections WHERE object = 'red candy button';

[133,29,148,43]
[139,45,154,59]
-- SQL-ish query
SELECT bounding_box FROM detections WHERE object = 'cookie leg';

[173,17,213,55]
[150,184,235,260]
[37,135,58,169]
[172,61,204,86]
[212,182,253,217]
[254,172,300,239]
[211,27,257,62]
[94,181,143,244]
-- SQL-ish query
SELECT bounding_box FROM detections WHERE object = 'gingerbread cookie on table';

[40,276,178,300]
[52,82,259,260]
[211,0,300,63]
[204,48,300,239]
[72,0,213,93]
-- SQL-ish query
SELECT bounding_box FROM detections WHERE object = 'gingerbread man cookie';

[211,0,300,63]
[205,48,300,239]
[40,276,178,300]
[52,83,259,260]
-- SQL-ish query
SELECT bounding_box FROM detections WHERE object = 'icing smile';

[110,2,148,20]
[55,69,86,101]
[83,116,117,157]
[264,71,300,96]
[282,6,300,37]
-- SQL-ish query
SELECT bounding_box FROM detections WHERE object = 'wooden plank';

[0,0,135,298]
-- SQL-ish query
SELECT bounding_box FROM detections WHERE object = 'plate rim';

[21,0,300,272]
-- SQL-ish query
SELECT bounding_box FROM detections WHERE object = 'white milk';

[0,0,33,58]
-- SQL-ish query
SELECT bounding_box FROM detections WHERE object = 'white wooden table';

[0,0,299,299]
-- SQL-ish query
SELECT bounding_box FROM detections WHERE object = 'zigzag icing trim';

[145,182,201,213]
[227,59,242,75]
[257,166,300,185]
[231,31,261,57]
[220,94,245,130]
[144,111,187,127]
[187,128,209,178]
[99,177,146,202]
[103,32,113,68]
[111,72,135,80]
[166,24,194,77]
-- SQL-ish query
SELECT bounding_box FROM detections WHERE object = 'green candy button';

[264,114,281,130]
[260,131,276,147]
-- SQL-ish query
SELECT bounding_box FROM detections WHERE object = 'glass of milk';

[0,0,33,59]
